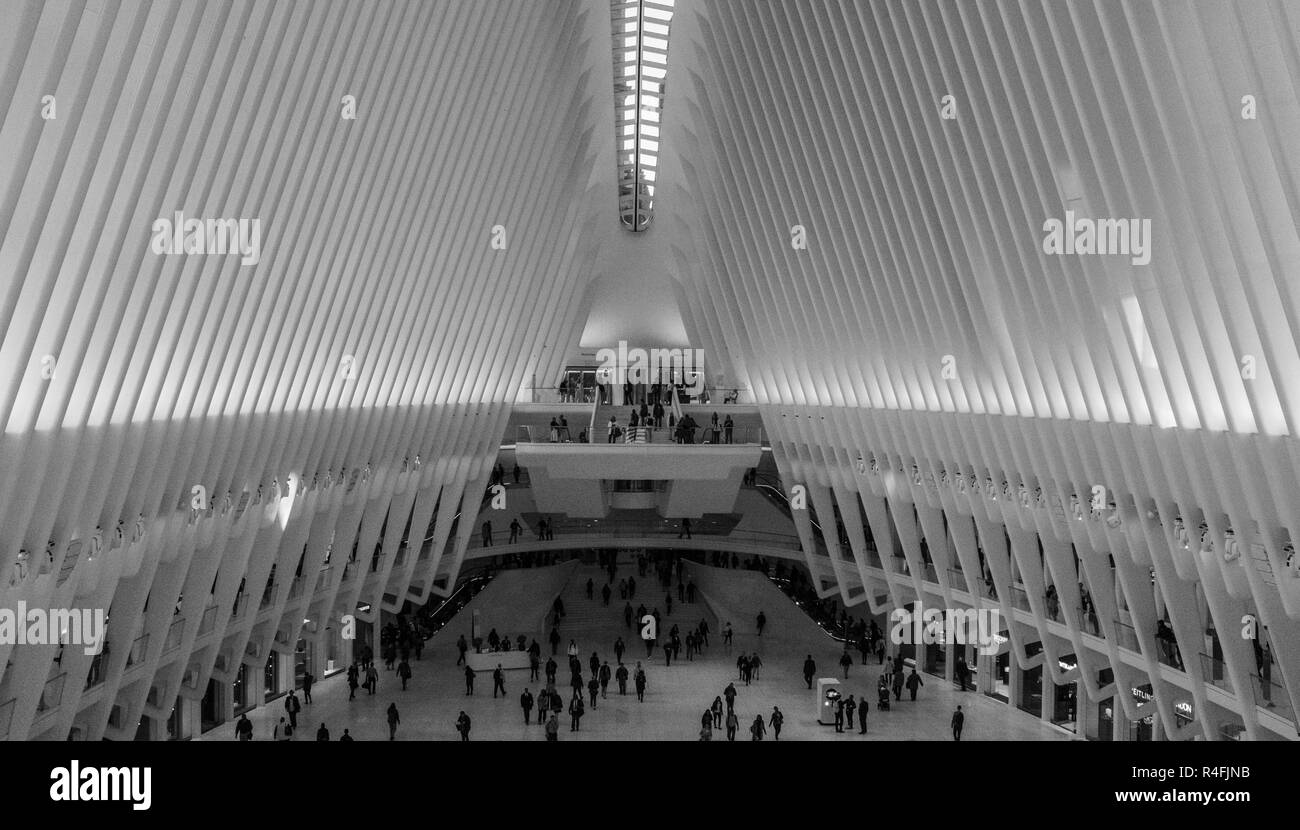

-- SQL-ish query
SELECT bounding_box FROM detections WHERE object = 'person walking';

[302,671,314,704]
[678,518,691,539]
[803,654,817,689]
[545,713,559,742]
[569,691,585,731]
[750,714,767,741]
[386,702,400,740]
[951,705,964,741]
[756,610,767,636]
[614,636,626,663]
[723,621,733,654]
[521,688,534,724]
[768,706,784,741]
[235,713,253,741]
[493,664,506,698]
[711,696,724,728]
[549,626,561,656]
[906,668,924,701]
[285,689,301,729]
[339,728,353,742]
[509,518,521,544]
[599,661,612,698]
[615,662,629,695]
[457,634,468,665]
[464,664,476,695]
[724,681,737,714]
[347,663,359,700]
[316,723,330,741]
[725,709,739,741]
[365,664,378,695]
[634,662,647,702]
[892,669,904,701]
[839,650,853,678]
[587,675,599,709]
[397,658,412,690]
[456,711,472,741]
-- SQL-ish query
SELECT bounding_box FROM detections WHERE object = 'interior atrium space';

[3,3,1300,797]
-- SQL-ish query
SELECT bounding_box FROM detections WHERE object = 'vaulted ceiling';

[2,0,1300,742]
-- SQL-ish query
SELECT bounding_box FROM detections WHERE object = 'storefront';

[166,697,194,741]
[1051,655,1078,733]
[986,650,1010,702]
[1129,684,1154,741]
[200,678,223,733]
[232,663,253,714]
[1019,664,1042,716]
[1095,699,1114,741]
[1017,642,1043,716]
[322,620,346,676]
[294,637,314,689]
[264,653,282,702]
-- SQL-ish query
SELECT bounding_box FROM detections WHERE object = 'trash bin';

[817,678,842,725]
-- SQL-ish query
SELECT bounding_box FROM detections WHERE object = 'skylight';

[612,0,674,232]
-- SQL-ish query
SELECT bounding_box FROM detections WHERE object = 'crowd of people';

[232,548,985,742]
[605,408,738,445]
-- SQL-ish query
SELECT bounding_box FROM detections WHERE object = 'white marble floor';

[200,566,1073,742]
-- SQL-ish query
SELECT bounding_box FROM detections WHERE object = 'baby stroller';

[877,684,891,711]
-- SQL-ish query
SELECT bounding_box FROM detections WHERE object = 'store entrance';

[1096,699,1113,741]
[200,679,223,733]
[263,653,282,702]
[1052,681,1077,733]
[986,651,1010,701]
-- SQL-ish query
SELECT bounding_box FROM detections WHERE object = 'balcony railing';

[467,519,804,553]
[36,674,66,714]
[1112,619,1140,652]
[126,634,150,667]
[1249,671,1295,724]
[163,618,185,653]
[199,605,218,635]
[1009,585,1032,613]
[85,653,107,689]
[515,422,767,446]
[0,698,14,740]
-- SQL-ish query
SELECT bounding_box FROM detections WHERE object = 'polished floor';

[201,567,1073,742]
